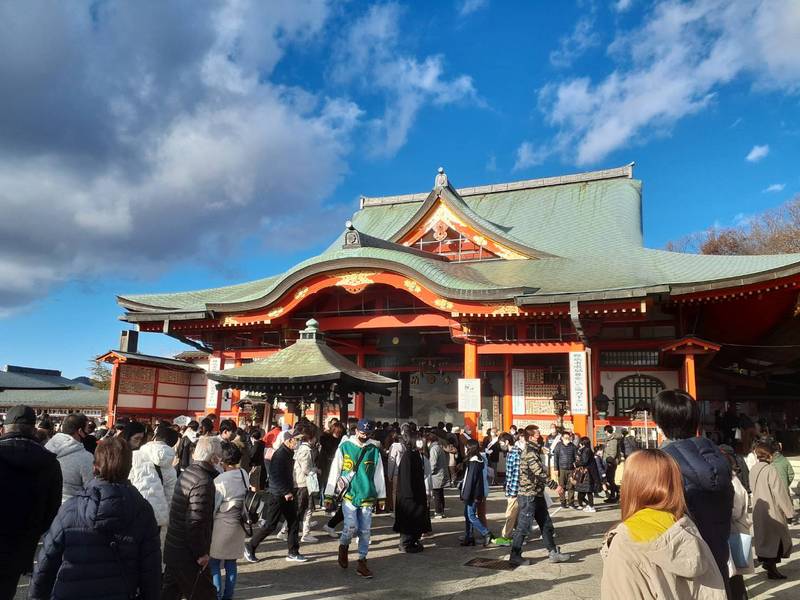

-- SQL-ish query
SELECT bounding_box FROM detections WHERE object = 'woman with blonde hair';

[601,449,725,599]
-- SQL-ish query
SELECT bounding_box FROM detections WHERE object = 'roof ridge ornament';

[342,220,362,249]
[300,318,324,342]
[435,166,448,189]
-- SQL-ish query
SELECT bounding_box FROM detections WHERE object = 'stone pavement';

[14,488,800,599]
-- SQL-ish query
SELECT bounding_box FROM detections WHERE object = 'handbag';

[570,466,589,487]
[614,461,625,486]
[728,531,753,570]
[306,471,320,495]
[334,445,370,503]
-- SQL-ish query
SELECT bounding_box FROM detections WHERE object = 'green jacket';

[772,452,795,493]
[324,439,386,507]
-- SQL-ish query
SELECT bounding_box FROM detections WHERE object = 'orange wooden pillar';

[231,356,242,421]
[107,362,120,427]
[355,352,366,419]
[684,354,697,398]
[463,341,479,435]
[502,354,513,431]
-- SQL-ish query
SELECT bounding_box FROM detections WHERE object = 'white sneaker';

[322,524,338,538]
[276,531,288,541]
[301,534,318,543]
[583,505,596,513]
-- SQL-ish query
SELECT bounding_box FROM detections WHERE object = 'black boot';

[765,563,787,579]
[509,549,530,567]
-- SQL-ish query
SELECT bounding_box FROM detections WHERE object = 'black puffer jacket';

[164,461,217,565]
[28,478,161,600]
[553,441,578,471]
[0,431,62,574]
[662,437,733,584]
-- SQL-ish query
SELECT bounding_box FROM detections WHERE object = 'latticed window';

[414,227,498,262]
[600,350,660,367]
[613,374,665,415]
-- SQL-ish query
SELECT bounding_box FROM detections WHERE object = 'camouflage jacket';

[518,442,558,497]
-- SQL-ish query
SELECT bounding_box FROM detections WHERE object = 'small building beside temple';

[110,164,800,444]
[0,365,107,423]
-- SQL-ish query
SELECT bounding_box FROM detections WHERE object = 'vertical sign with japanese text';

[512,369,526,415]
[569,352,589,415]
[569,351,588,415]
[206,356,221,411]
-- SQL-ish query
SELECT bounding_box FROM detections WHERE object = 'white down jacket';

[129,441,178,527]
[45,432,94,503]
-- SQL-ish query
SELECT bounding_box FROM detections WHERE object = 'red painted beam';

[317,314,456,330]
[477,342,585,354]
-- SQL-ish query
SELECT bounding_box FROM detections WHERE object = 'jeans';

[463,500,490,540]
[340,501,373,559]
[511,495,555,555]
[209,558,237,600]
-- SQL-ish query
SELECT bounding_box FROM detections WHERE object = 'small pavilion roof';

[207,319,397,395]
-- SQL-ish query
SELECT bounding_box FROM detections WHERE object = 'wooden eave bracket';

[661,336,721,355]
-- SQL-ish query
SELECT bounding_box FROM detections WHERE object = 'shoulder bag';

[333,445,370,503]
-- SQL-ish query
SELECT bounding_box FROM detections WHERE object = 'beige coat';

[750,461,793,559]
[601,516,726,600]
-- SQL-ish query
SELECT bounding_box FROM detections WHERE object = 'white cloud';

[550,17,600,68]
[0,0,363,315]
[332,3,477,156]
[763,183,785,193]
[486,154,497,172]
[538,0,800,165]
[615,0,634,12]
[513,141,550,171]
[746,144,770,162]
[458,0,489,17]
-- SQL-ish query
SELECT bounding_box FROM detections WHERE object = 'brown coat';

[601,516,726,600]
[750,461,794,559]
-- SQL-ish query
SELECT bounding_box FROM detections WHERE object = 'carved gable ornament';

[335,271,378,294]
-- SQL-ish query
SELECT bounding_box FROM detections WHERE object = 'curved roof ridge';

[361,163,634,207]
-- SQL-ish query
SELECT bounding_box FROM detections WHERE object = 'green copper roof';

[119,166,800,318]
[207,320,397,394]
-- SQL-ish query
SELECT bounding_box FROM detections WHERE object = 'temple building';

[109,164,800,445]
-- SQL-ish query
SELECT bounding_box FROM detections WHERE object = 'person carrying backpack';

[175,420,199,476]
[622,429,638,460]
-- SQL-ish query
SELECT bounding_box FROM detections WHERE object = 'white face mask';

[515,439,527,450]
[415,439,424,449]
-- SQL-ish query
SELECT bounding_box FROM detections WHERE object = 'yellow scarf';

[624,508,676,542]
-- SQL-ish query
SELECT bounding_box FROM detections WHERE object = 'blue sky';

[0,0,798,378]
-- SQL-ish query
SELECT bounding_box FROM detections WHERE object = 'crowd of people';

[0,388,796,599]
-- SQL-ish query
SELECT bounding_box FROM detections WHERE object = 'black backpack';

[623,436,638,459]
